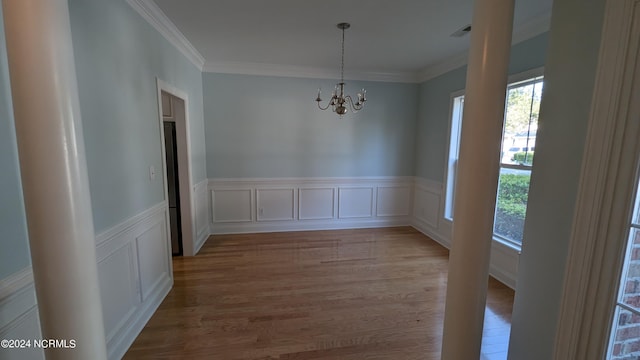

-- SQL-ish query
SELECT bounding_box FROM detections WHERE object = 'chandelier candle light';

[316,23,366,115]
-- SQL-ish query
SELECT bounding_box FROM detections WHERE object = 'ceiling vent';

[451,25,472,37]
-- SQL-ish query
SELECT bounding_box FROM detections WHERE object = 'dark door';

[163,122,183,256]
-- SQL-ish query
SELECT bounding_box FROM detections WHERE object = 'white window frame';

[442,67,545,250]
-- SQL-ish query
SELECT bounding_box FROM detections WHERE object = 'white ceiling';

[150,0,553,81]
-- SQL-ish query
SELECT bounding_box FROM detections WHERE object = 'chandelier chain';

[341,26,345,83]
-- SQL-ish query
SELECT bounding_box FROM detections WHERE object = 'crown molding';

[203,61,420,83]
[124,0,548,84]
[417,52,470,83]
[125,0,205,71]
[417,12,551,83]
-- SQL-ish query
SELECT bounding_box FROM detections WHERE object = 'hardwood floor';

[125,227,514,359]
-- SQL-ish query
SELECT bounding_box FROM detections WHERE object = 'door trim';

[554,0,640,358]
[155,78,197,256]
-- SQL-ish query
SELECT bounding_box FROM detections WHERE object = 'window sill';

[492,235,522,254]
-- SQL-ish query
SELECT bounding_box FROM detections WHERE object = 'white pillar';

[440,0,514,359]
[2,0,107,359]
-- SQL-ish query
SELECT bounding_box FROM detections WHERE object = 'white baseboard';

[211,217,411,235]
[195,227,209,253]
[489,262,517,290]
[411,216,451,249]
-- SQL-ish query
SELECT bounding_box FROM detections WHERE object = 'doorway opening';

[157,80,195,257]
[162,116,182,256]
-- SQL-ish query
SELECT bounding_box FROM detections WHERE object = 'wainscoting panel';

[298,187,335,220]
[209,177,412,234]
[0,203,172,360]
[194,179,210,252]
[256,188,295,221]
[136,221,170,301]
[376,186,412,217]
[211,189,253,223]
[0,268,44,360]
[95,202,172,360]
[411,177,519,289]
[97,243,139,342]
[338,187,374,219]
[489,240,520,289]
[412,178,447,246]
[413,187,440,229]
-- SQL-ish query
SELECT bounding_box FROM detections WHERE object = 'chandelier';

[315,23,367,115]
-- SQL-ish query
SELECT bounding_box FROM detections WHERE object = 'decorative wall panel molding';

[95,201,173,360]
[0,203,173,360]
[377,186,412,217]
[256,188,296,221]
[97,243,139,343]
[211,189,253,223]
[338,187,374,219]
[488,240,520,289]
[298,187,335,220]
[413,178,442,229]
[208,177,413,234]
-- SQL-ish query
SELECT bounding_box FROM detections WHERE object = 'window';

[444,93,464,221]
[494,76,543,244]
[443,71,544,246]
[607,175,640,359]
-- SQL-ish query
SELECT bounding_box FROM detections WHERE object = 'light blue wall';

[414,33,550,182]
[414,67,466,181]
[0,7,30,278]
[508,0,606,358]
[68,0,206,233]
[203,73,418,178]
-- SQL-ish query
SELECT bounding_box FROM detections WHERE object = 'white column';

[2,1,107,359]
[440,0,514,359]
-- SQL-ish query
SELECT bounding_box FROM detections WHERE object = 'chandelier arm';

[344,95,362,113]
[317,100,333,111]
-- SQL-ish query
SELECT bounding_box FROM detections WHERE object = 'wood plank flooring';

[125,227,514,360]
